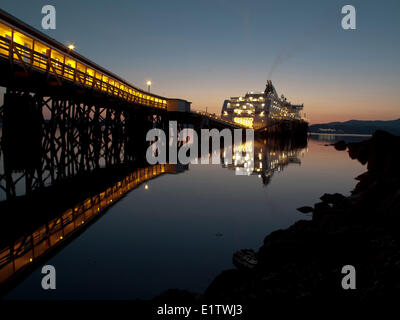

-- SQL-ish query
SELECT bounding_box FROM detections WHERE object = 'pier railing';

[0,13,167,109]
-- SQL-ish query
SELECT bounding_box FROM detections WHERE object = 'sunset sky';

[1,0,399,124]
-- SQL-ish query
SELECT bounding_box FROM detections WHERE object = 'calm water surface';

[4,136,366,299]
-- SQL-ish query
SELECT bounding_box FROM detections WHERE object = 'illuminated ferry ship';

[221,80,304,128]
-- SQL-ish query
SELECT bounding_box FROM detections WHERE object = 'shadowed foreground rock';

[204,130,400,303]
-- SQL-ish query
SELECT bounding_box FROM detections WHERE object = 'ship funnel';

[264,80,274,95]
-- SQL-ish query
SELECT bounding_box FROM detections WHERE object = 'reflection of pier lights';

[0,163,188,287]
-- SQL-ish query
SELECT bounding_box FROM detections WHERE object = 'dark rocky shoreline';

[156,130,400,306]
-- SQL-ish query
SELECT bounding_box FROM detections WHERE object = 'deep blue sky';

[1,0,399,123]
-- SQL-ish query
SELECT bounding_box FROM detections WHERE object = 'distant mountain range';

[309,119,400,135]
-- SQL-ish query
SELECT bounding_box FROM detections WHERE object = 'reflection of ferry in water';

[221,138,307,186]
[0,163,187,292]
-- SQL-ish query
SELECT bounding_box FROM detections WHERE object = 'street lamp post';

[147,81,152,93]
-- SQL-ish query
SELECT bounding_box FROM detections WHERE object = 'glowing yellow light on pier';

[145,184,149,190]
[67,44,75,50]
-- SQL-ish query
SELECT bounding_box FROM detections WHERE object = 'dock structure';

[0,9,242,200]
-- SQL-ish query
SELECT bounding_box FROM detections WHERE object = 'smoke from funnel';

[268,49,298,79]
[266,17,331,80]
